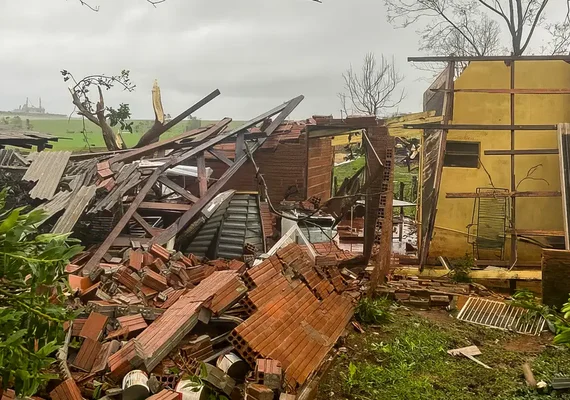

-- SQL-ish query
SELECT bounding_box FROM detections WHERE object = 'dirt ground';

[317,308,570,400]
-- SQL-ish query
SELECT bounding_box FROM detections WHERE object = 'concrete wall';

[426,60,570,263]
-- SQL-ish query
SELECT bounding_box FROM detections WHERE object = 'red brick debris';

[57,240,359,398]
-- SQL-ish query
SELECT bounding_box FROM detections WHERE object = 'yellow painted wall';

[427,60,570,264]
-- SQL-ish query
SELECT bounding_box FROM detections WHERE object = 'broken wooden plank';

[151,95,304,245]
[139,202,192,212]
[208,148,234,167]
[132,213,161,237]
[197,152,208,198]
[158,175,199,203]
[446,191,561,198]
[136,89,222,147]
[83,165,169,275]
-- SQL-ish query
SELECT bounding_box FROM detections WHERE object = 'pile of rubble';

[377,276,496,309]
[48,241,356,399]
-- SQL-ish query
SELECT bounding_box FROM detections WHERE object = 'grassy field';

[319,305,570,400]
[334,157,418,203]
[0,115,245,151]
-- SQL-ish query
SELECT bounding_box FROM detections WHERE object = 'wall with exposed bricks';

[184,133,332,203]
[306,137,334,201]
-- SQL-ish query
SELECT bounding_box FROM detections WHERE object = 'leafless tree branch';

[339,53,405,117]
[385,0,569,58]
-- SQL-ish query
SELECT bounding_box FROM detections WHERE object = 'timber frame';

[408,54,570,270]
[83,95,305,275]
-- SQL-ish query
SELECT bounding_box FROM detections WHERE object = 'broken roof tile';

[79,312,108,341]
[128,249,144,271]
[68,274,93,293]
[150,243,171,261]
[23,151,72,200]
[49,378,83,400]
[117,314,148,335]
[72,337,102,372]
[141,268,168,292]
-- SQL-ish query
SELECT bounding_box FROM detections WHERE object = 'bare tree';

[75,0,166,11]
[75,0,320,11]
[339,53,405,117]
[385,0,570,56]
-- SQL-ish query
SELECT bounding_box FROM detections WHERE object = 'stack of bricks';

[255,359,283,390]
[246,384,274,400]
[376,278,475,308]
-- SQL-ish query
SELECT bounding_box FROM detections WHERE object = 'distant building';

[13,98,46,114]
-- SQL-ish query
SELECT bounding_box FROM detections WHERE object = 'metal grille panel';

[457,297,545,335]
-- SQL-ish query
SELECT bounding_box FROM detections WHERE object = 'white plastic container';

[122,370,150,400]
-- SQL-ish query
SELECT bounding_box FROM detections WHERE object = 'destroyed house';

[204,121,335,203]
[415,57,570,268]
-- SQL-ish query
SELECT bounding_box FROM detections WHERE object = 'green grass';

[319,310,570,400]
[333,158,418,217]
[0,116,245,151]
[334,157,366,184]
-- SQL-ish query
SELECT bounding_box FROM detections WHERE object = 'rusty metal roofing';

[52,185,97,234]
[23,151,71,200]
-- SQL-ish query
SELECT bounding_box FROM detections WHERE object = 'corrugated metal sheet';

[216,194,263,260]
[186,193,234,257]
[52,185,97,234]
[0,149,28,167]
[33,190,73,223]
[23,151,71,200]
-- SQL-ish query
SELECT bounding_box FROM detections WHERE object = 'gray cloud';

[0,0,438,121]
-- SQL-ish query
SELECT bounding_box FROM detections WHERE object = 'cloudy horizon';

[1,0,566,122]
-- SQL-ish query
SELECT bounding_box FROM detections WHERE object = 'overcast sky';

[0,0,566,121]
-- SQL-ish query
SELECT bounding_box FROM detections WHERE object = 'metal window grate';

[457,297,545,335]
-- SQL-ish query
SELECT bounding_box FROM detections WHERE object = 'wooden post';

[399,181,405,242]
[197,152,208,198]
[235,132,245,161]
[509,60,517,267]
[411,175,418,203]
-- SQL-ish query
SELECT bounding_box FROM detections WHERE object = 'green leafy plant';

[509,289,570,347]
[355,297,394,325]
[0,190,82,396]
[449,253,474,283]
[182,363,229,400]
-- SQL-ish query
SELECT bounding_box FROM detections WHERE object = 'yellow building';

[423,60,570,266]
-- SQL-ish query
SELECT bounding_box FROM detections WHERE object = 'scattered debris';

[457,297,546,335]
[447,345,492,369]
[522,362,537,388]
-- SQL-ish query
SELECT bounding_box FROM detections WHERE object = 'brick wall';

[306,137,333,201]
[204,136,309,202]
